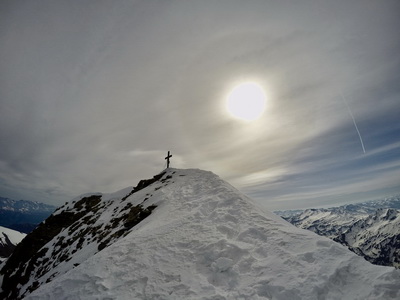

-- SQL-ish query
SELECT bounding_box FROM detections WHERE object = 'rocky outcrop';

[0,172,169,299]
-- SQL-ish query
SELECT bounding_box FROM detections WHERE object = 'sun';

[226,82,267,121]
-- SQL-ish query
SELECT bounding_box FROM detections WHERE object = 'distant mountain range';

[0,197,56,233]
[276,195,400,268]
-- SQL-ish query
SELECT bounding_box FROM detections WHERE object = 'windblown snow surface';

[27,169,399,299]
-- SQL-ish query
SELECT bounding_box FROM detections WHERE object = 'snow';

[0,226,26,266]
[26,169,400,299]
[277,202,400,268]
[0,226,26,246]
[52,192,103,216]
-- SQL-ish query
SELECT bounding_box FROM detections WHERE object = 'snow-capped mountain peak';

[1,169,399,299]
[0,227,26,262]
[279,199,400,269]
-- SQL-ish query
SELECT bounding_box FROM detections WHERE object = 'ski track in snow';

[26,169,400,300]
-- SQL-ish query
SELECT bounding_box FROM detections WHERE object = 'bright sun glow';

[226,82,266,121]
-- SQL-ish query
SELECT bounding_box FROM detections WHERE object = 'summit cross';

[165,151,172,168]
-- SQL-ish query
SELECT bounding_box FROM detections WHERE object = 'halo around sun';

[226,82,266,121]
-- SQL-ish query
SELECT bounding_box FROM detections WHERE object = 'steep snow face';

[0,227,26,261]
[25,169,399,300]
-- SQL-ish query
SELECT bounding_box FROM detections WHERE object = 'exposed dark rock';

[0,172,169,299]
[0,233,16,258]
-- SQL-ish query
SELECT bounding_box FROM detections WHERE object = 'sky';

[0,0,399,211]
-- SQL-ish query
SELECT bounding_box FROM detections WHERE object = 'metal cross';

[165,151,172,168]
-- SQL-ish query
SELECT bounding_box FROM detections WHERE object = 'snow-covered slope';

[0,173,162,299]
[0,227,26,262]
[2,169,400,299]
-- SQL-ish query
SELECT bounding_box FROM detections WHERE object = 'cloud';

[0,0,399,209]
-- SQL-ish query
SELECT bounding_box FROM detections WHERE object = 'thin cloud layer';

[0,0,399,210]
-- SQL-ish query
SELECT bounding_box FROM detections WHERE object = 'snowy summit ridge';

[1,168,399,299]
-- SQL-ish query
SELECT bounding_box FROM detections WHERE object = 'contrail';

[340,93,366,154]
